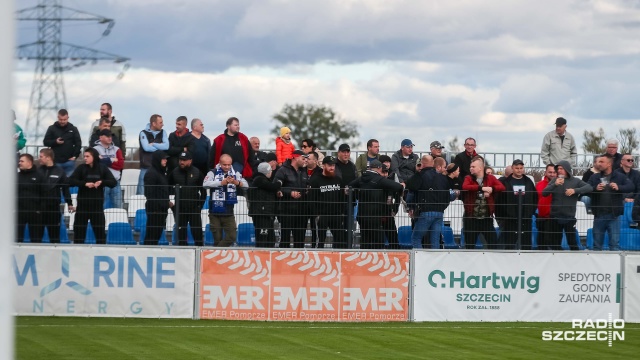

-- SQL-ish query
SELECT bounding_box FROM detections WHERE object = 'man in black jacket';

[496,159,538,250]
[588,155,634,251]
[144,151,172,245]
[616,153,640,202]
[38,148,74,243]
[249,162,282,248]
[17,154,45,242]
[43,109,82,176]
[309,156,347,249]
[406,155,451,249]
[349,160,404,249]
[167,116,195,174]
[335,144,357,187]
[168,151,205,246]
[274,150,309,248]
[453,137,478,183]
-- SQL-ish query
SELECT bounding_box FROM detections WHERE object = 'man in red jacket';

[209,117,254,180]
[535,164,556,250]
[461,156,505,249]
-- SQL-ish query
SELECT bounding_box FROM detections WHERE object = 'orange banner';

[200,249,271,321]
[199,250,409,322]
[340,252,409,321]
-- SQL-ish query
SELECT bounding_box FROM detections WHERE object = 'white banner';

[413,252,621,322]
[623,254,640,323]
[13,245,195,318]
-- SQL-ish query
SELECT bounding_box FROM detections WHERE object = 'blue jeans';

[137,168,148,195]
[58,159,76,176]
[104,181,122,209]
[580,195,592,213]
[593,214,620,251]
[411,211,443,249]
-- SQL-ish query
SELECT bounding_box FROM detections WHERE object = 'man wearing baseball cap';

[429,141,447,165]
[495,159,538,250]
[168,151,206,246]
[93,128,125,209]
[309,156,348,249]
[540,117,577,166]
[391,139,419,183]
[335,143,358,187]
[273,149,309,248]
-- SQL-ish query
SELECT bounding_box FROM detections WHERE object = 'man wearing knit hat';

[276,126,295,165]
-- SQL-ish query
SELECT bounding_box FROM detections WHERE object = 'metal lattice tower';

[16,0,130,143]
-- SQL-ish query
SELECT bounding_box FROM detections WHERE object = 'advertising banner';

[623,254,640,323]
[13,245,196,318]
[413,252,620,322]
[199,250,409,321]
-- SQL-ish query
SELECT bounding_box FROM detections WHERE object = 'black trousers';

[499,218,533,250]
[74,206,106,244]
[41,201,62,243]
[359,217,385,249]
[253,215,276,248]
[548,219,580,251]
[280,214,307,248]
[463,217,497,249]
[317,215,347,249]
[175,207,203,246]
[536,217,553,250]
[17,209,42,243]
[382,215,399,249]
[146,209,167,245]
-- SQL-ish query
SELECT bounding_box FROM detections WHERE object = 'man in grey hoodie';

[542,160,592,250]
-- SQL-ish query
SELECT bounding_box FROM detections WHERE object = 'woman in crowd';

[69,147,116,244]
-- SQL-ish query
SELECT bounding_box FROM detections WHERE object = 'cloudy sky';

[12,0,640,156]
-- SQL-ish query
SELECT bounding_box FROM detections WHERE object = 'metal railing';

[15,185,640,251]
[20,145,603,172]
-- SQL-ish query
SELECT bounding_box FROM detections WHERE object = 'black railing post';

[174,184,180,242]
[517,189,523,250]
[347,187,354,249]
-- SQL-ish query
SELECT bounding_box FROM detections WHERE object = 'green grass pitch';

[15,317,639,359]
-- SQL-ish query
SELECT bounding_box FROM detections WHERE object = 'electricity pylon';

[16,0,130,143]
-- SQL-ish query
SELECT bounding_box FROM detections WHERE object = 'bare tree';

[582,128,606,154]
[617,128,639,154]
[447,136,461,154]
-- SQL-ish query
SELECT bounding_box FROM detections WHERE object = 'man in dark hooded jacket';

[542,160,593,250]
[349,160,404,249]
[38,148,74,243]
[17,154,45,242]
[273,150,309,248]
[144,151,171,245]
[249,162,282,247]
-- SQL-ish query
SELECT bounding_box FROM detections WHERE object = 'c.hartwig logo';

[541,313,625,347]
[40,250,92,297]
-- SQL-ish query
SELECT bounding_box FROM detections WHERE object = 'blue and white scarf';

[210,165,238,213]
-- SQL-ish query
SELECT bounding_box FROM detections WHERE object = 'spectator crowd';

[14,107,640,251]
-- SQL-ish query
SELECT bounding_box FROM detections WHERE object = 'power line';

[16,0,130,143]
